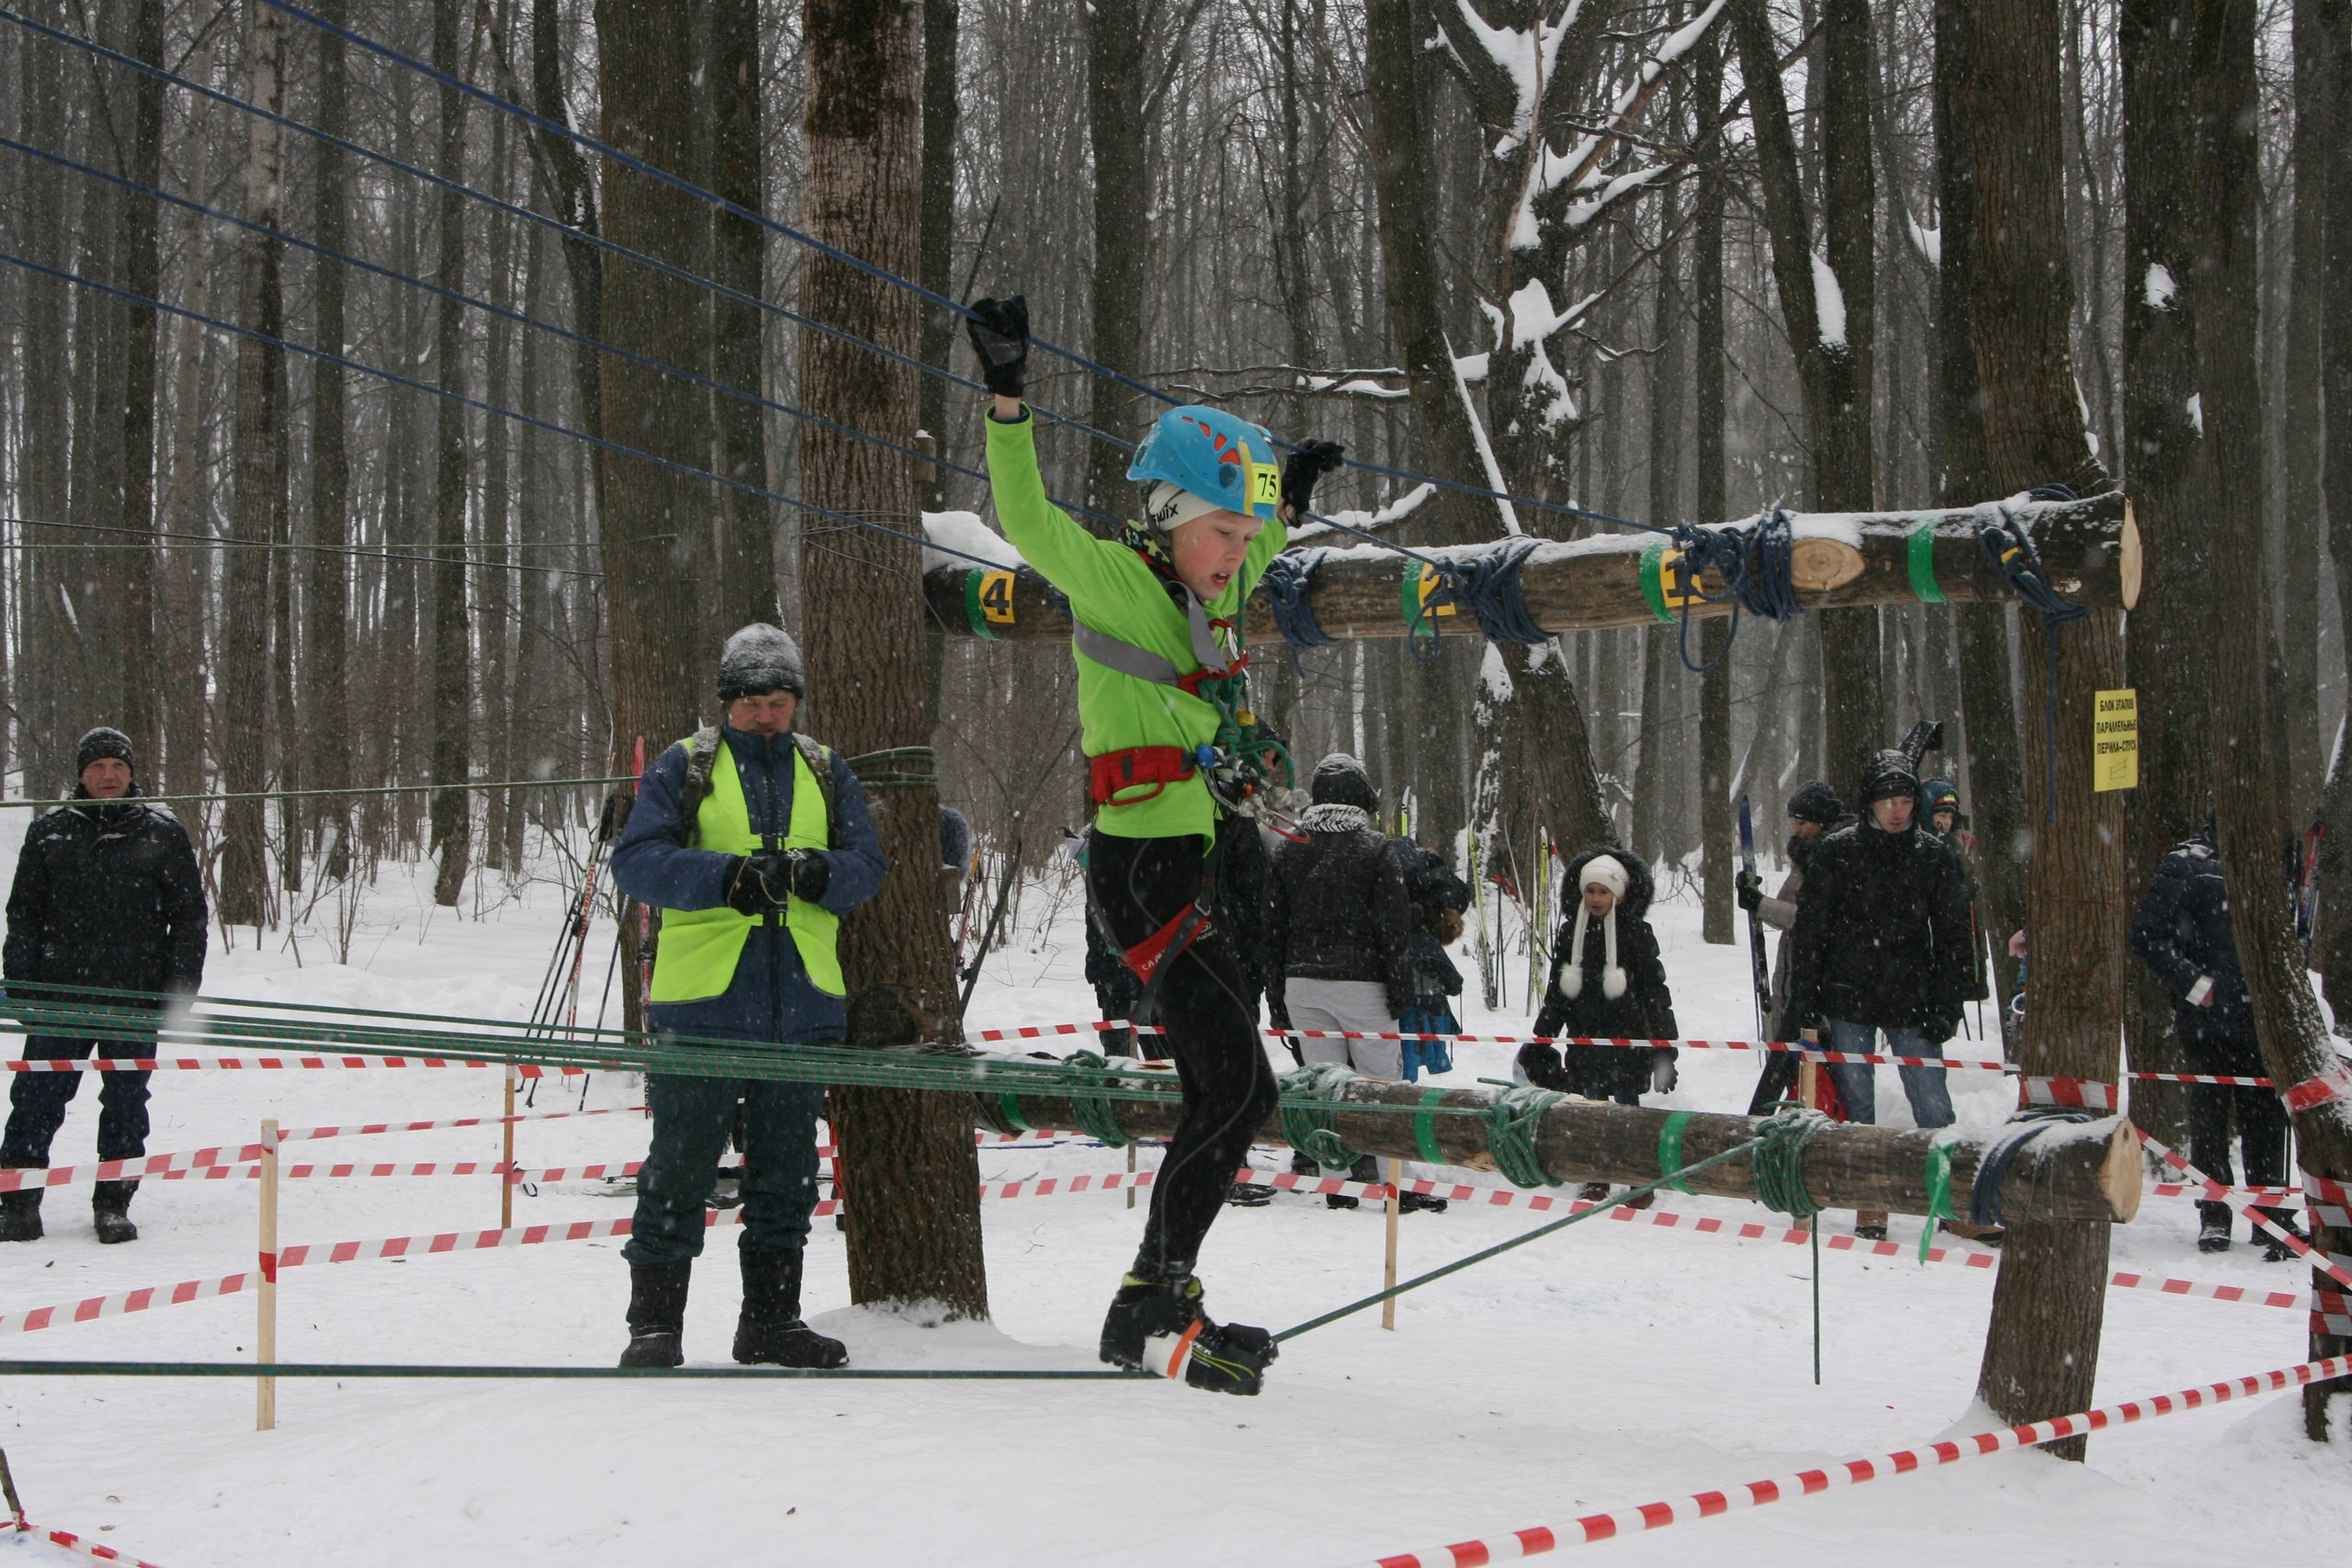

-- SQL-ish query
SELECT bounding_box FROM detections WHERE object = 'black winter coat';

[1391,840,1469,1007]
[1262,803,1415,1016]
[5,789,207,1007]
[1784,814,1973,1032]
[1531,846,1677,1100]
[2129,828,2254,1043]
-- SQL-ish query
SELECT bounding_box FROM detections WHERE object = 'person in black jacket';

[1518,847,1679,1149]
[1391,839,1470,1082]
[1263,755,1414,1207]
[1785,750,1974,1170]
[1,728,208,1245]
[2130,821,2295,1256]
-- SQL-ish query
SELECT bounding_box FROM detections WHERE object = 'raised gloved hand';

[965,295,1030,400]
[725,852,793,917]
[1735,869,1764,912]
[784,848,831,903]
[1279,438,1346,521]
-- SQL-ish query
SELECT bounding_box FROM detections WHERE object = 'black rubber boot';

[1098,1273,1277,1395]
[0,1191,41,1244]
[618,1259,692,1369]
[733,1248,848,1368]
[2197,1202,2233,1255]
[93,1181,137,1246]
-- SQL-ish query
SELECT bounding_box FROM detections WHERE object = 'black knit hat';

[1786,780,1843,826]
[1860,749,1920,807]
[75,727,135,777]
[1308,752,1379,813]
[717,624,806,701]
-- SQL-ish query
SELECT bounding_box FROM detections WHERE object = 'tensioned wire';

[0,513,605,579]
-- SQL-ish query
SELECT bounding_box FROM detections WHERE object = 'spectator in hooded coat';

[1519,847,1679,1104]
[1739,781,1843,1113]
[2130,820,2297,1257]
[1390,839,1470,1082]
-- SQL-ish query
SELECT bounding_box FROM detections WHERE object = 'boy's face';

[1871,794,1916,832]
[1933,807,1956,834]
[1582,884,1616,918]
[1167,508,1262,601]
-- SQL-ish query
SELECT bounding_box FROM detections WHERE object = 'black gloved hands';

[1735,869,1763,912]
[784,849,830,903]
[1919,1012,1958,1046]
[965,295,1030,400]
[725,852,793,917]
[1279,439,1346,520]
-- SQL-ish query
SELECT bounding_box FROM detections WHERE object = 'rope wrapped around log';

[973,1076,2143,1224]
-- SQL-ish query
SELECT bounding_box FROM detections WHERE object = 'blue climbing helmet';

[1127,405,1283,525]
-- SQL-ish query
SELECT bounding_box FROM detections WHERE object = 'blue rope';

[1432,536,1550,645]
[1261,548,1335,672]
[0,249,1035,587]
[1668,503,1803,672]
[1977,491,2086,819]
[1968,1108,2094,1227]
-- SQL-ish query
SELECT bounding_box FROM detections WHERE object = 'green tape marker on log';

[964,571,1001,640]
[1921,1138,1956,1263]
[1415,1087,1446,1166]
[1657,1110,1694,1193]
[1907,521,1947,604]
[1639,540,1677,625]
[996,1091,1029,1134]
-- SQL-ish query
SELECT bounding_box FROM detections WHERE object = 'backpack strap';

[791,732,839,848]
[676,726,723,838]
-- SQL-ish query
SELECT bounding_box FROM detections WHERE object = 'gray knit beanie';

[717,624,806,701]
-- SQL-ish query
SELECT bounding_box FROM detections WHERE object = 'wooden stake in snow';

[256,1117,278,1432]
[1383,1158,1403,1332]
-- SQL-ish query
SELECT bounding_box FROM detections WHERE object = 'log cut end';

[1790,536,1864,592]
[2099,1118,2143,1223]
[2119,498,2143,611]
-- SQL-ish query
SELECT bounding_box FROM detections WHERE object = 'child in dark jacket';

[1517,846,1678,1109]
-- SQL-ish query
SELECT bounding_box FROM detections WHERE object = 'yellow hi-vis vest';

[648,735,843,1004]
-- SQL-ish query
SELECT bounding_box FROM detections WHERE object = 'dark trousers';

[1088,824,1277,1282]
[621,1063,826,1267]
[2184,1034,2288,1231]
[2,1034,152,1210]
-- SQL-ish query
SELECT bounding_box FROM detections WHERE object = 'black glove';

[725,852,793,917]
[965,295,1030,399]
[1735,869,1763,912]
[1919,1012,1958,1046]
[1279,438,1345,519]
[785,848,831,903]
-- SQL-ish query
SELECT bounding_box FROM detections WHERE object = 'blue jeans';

[1822,1021,1954,1130]
[621,1067,827,1267]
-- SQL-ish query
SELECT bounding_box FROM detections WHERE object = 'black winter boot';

[618,1259,692,1369]
[733,1248,848,1368]
[2256,1209,2307,1263]
[2197,1202,2233,1254]
[0,1191,40,1244]
[1098,1273,1277,1395]
[93,1180,137,1245]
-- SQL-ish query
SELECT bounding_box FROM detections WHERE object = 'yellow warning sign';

[2093,688,2138,792]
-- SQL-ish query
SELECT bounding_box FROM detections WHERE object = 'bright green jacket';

[649,735,843,1003]
[984,409,1286,843]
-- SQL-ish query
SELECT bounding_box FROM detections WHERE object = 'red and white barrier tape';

[13,1520,174,1568]
[0,1144,271,1192]
[2150,1179,2300,1204]
[2302,1170,2352,1231]
[276,1103,645,1143]
[1339,1354,2352,1566]
[2018,1077,2117,1111]
[2129,1071,2274,1087]
[0,1056,586,1076]
[2141,1134,2352,1299]
[2284,1067,2352,1115]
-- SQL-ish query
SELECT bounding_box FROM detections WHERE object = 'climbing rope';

[1969,1107,2095,1229]
[1484,1085,1570,1189]
[1278,1062,1364,1169]
[1749,1101,1833,1384]
[1261,547,1337,670]
[1433,536,1551,646]
[1977,490,2088,819]
[1668,504,1803,672]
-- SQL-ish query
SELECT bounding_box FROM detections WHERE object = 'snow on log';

[926,490,2138,645]
[980,1077,2143,1224]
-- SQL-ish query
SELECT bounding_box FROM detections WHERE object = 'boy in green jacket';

[967,297,1340,1395]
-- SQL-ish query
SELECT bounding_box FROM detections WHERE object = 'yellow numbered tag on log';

[1657,548,1697,610]
[2093,688,2138,792]
[1250,465,1282,511]
[1417,562,1455,616]
[977,570,1016,626]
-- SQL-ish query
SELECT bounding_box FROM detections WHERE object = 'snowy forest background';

[0,0,2340,1045]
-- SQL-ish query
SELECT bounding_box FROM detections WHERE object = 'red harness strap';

[1121,898,1212,987]
[1089,746,1199,807]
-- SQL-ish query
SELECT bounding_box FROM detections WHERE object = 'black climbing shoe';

[0,1194,41,1244]
[733,1248,848,1369]
[1099,1273,1277,1395]
[1224,1180,1272,1207]
[618,1259,691,1369]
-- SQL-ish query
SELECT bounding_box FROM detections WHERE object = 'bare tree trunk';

[800,0,987,1315]
[2280,0,2329,818]
[1084,0,1148,522]
[710,0,775,632]
[915,0,960,512]
[1694,31,1734,945]
[2318,0,2352,1038]
[430,0,473,908]
[17,1,70,791]
[481,90,516,875]
[160,38,217,805]
[307,2,352,880]
[116,0,164,776]
[221,0,290,928]
[1960,0,2120,1461]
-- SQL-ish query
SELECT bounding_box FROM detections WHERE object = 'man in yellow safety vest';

[609,624,886,1369]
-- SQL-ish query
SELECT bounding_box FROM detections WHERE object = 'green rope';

[1921,1136,1958,1264]
[1485,1085,1568,1189]
[1057,1052,1133,1149]
[1657,1111,1694,1194]
[975,1091,1029,1139]
[1748,1102,1832,1385]
[1279,1062,1363,1168]
[1414,1087,1447,1166]
[0,1359,1134,1382]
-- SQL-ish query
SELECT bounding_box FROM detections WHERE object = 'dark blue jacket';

[2130,828,2254,1043]
[612,724,886,1044]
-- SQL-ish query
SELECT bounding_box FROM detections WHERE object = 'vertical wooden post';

[1381,1158,1402,1331]
[1125,1141,1136,1211]
[501,1070,516,1228]
[256,1117,278,1432]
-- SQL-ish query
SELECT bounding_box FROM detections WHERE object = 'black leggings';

[1088,823,1277,1281]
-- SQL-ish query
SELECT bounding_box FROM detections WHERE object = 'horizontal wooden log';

[927,490,2138,644]
[979,1074,2142,1224]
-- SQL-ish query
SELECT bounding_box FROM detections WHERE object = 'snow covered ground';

[0,822,2337,1566]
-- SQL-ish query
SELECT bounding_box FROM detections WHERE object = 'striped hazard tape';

[1338,1354,2352,1566]
[12,1520,174,1568]
[0,1056,588,1076]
